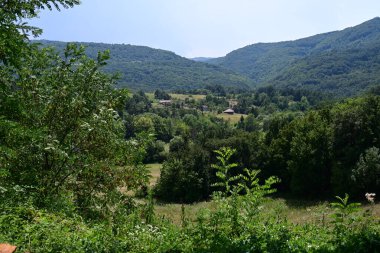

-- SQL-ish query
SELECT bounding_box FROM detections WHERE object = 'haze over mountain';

[190,57,215,63]
[207,17,380,96]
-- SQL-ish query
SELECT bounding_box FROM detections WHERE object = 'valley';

[2,2,380,251]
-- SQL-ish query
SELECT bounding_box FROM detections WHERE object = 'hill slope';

[36,40,252,91]
[208,17,380,96]
[270,42,380,96]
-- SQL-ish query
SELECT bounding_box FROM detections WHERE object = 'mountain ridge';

[35,40,253,91]
[206,17,380,96]
[35,17,380,96]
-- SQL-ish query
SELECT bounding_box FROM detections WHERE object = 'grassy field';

[146,163,162,186]
[145,92,155,100]
[146,163,380,226]
[169,93,206,101]
[145,93,206,102]
[215,112,246,124]
[154,197,380,226]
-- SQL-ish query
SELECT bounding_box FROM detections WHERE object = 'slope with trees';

[35,40,253,91]
[208,17,380,96]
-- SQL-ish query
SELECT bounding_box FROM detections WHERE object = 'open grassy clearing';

[146,163,162,186]
[154,201,218,225]
[145,92,155,100]
[146,163,380,226]
[169,93,206,101]
[216,112,246,124]
[145,93,206,102]
[154,197,380,226]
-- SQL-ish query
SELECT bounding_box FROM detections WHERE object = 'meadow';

[147,163,380,226]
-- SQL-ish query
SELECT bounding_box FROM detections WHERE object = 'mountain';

[270,42,380,96]
[35,40,252,91]
[35,18,380,96]
[208,17,380,96]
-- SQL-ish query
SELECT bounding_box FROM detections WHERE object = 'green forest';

[35,40,253,92]
[35,17,380,97]
[208,17,380,97]
[1,1,380,252]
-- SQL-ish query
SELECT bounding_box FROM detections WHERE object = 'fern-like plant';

[211,147,243,196]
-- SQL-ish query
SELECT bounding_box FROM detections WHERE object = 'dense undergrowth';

[1,148,379,253]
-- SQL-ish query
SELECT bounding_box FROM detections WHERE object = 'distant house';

[223,108,235,115]
[159,100,172,106]
[201,105,209,112]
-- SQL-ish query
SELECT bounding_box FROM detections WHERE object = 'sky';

[29,0,380,58]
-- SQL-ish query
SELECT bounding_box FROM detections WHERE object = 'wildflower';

[365,193,376,203]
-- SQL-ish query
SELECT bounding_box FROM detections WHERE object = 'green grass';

[145,163,380,226]
[146,163,162,186]
[169,93,206,101]
[154,197,380,226]
[145,92,155,100]
[146,93,206,109]
[145,93,206,102]
[216,113,246,124]
[154,201,218,225]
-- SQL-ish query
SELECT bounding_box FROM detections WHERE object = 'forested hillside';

[208,17,380,96]
[35,40,252,91]
[270,42,380,96]
[36,18,380,97]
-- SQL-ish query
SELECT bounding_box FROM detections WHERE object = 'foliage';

[154,89,171,100]
[0,0,80,66]
[144,140,167,163]
[271,42,380,97]
[155,143,211,203]
[260,95,380,198]
[0,0,149,217]
[35,40,253,91]
[287,112,333,197]
[330,95,380,195]
[2,2,380,251]
[351,147,380,193]
[233,86,326,115]
[125,90,152,115]
[209,17,380,97]
[1,145,380,252]
[211,147,242,196]
[0,43,150,217]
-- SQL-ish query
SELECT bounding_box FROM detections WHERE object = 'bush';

[155,144,211,203]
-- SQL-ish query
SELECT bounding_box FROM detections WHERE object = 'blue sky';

[29,0,380,58]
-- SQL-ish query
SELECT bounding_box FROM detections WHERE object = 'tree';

[288,112,333,197]
[155,143,211,203]
[331,96,380,195]
[125,90,151,115]
[1,44,149,216]
[154,89,171,100]
[351,147,380,193]
[0,1,149,217]
[0,0,80,66]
